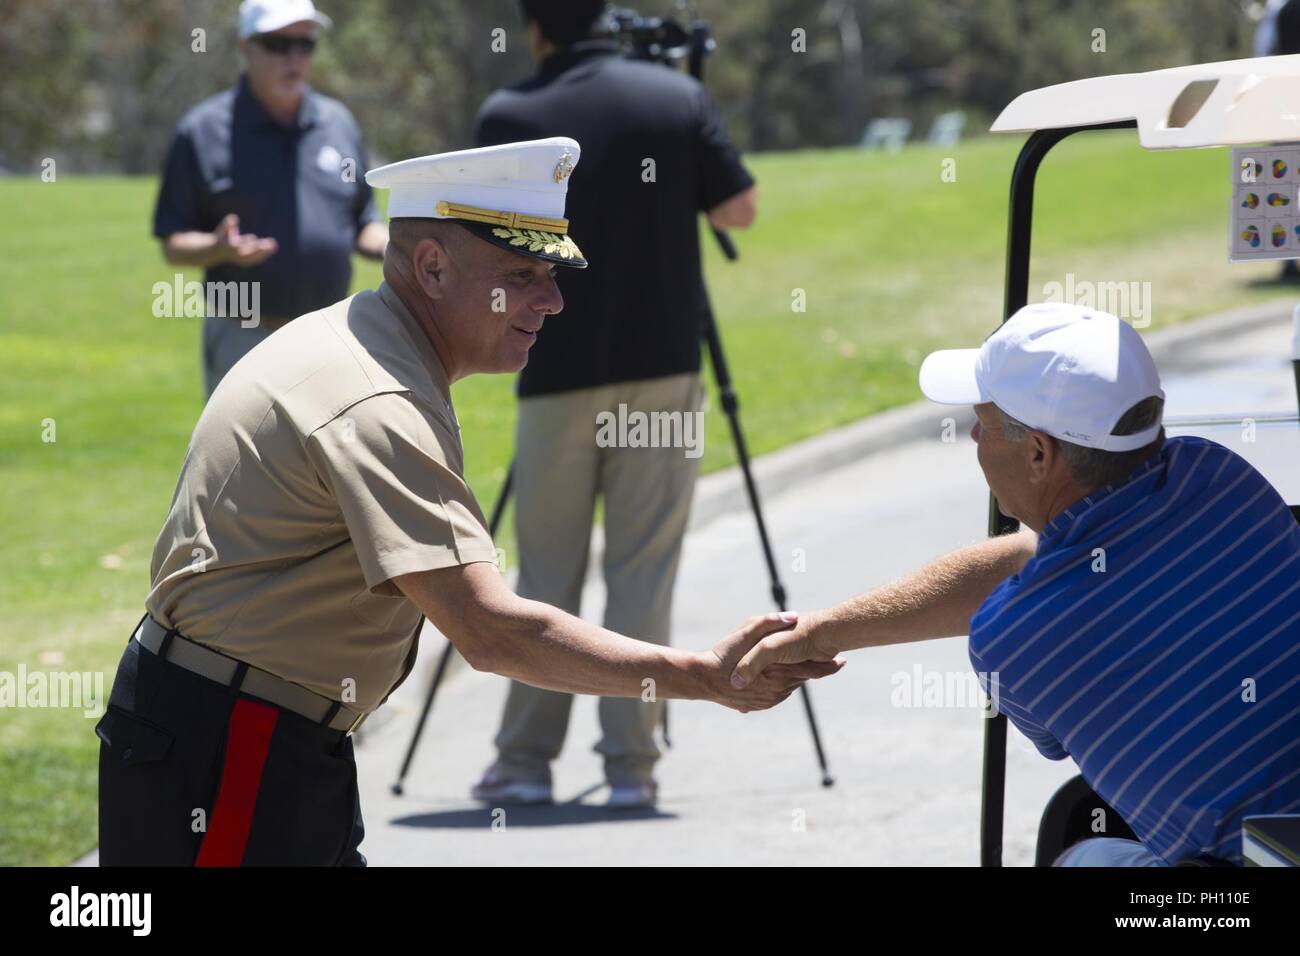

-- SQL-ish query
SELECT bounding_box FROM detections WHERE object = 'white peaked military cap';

[365,137,587,268]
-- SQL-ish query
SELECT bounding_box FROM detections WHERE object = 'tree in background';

[0,0,1257,173]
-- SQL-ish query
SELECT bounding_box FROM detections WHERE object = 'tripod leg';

[488,463,516,538]
[391,463,516,795]
[391,640,455,795]
[798,685,834,787]
[701,312,834,786]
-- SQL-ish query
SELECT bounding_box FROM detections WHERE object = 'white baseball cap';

[918,302,1165,452]
[366,137,587,268]
[238,0,332,39]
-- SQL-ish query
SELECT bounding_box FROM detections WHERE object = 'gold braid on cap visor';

[435,200,568,234]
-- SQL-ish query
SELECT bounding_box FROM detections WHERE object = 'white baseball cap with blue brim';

[239,0,332,39]
[918,302,1165,452]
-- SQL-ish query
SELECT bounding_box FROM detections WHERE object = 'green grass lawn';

[0,130,1290,865]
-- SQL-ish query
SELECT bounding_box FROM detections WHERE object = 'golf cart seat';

[1243,816,1300,865]
[1034,774,1138,866]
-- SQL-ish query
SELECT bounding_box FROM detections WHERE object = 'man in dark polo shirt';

[470,0,758,809]
[153,0,388,396]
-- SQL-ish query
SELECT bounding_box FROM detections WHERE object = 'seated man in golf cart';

[729,301,1300,866]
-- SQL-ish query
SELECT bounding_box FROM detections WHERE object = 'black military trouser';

[96,635,366,866]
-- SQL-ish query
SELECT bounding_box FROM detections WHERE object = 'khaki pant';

[493,373,706,787]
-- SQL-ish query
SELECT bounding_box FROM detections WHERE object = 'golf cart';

[980,54,1300,867]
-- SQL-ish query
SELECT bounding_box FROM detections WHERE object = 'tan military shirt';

[147,282,498,713]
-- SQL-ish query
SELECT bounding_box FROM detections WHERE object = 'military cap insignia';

[491,227,582,260]
[553,150,575,183]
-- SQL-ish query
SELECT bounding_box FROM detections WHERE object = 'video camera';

[600,5,715,75]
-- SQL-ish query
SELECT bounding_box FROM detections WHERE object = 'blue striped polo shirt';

[969,435,1300,864]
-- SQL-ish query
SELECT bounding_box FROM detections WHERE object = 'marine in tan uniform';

[96,137,841,866]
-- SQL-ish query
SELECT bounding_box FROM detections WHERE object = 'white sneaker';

[470,766,553,805]
[606,780,658,809]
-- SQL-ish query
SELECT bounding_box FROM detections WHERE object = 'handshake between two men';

[395,561,847,713]
[397,526,1040,713]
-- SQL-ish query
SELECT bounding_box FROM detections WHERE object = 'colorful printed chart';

[1232,145,1300,261]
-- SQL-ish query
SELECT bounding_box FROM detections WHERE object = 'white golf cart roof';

[991,53,1300,149]
[990,54,1300,504]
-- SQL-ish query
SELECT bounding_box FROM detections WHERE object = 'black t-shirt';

[476,42,754,396]
[153,76,378,320]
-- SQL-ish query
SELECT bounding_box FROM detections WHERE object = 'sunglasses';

[253,34,317,55]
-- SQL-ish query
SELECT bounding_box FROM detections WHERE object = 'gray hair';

[387,218,470,259]
[993,398,1164,492]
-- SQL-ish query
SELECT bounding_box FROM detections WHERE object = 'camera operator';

[469,0,758,809]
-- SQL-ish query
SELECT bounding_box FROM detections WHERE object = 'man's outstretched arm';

[730,529,1037,687]
[395,561,843,713]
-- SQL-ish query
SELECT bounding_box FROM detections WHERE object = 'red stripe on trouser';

[195,697,280,867]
